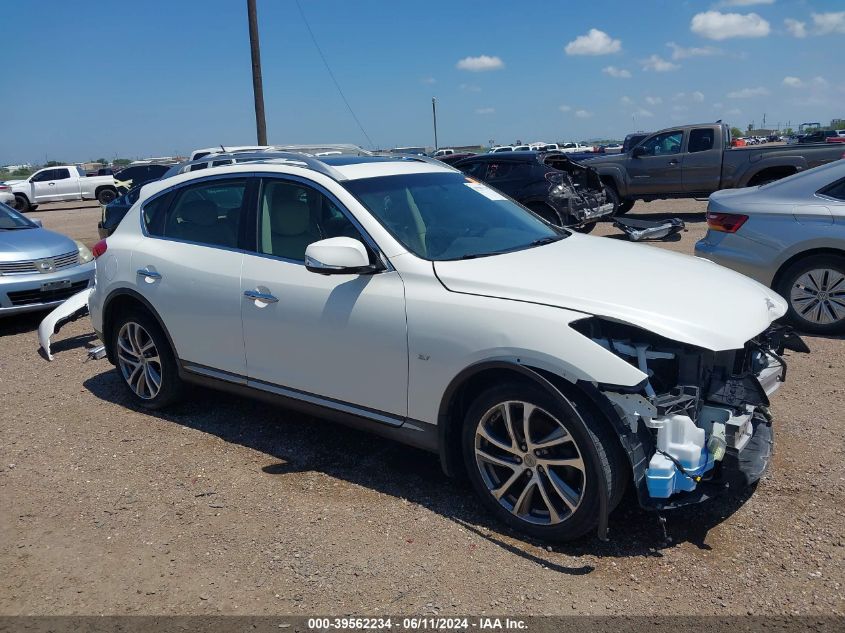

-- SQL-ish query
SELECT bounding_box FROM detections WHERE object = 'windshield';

[343,172,565,261]
[0,201,37,229]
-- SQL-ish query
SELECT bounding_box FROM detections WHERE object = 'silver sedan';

[695,160,845,334]
[0,202,95,316]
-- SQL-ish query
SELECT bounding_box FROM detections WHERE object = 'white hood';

[434,234,787,351]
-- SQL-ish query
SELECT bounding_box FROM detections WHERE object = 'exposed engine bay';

[543,153,614,224]
[572,317,810,508]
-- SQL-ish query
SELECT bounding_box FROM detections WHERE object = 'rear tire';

[462,381,626,541]
[13,194,30,213]
[97,187,117,205]
[111,309,184,409]
[570,222,596,234]
[775,254,845,335]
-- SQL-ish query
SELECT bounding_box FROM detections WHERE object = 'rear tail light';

[92,239,108,259]
[0,185,9,191]
[706,212,748,233]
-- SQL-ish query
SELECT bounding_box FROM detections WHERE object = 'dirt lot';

[1,200,843,616]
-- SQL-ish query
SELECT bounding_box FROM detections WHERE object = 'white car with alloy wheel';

[83,152,803,541]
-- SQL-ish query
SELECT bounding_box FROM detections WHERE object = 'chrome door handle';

[668,159,679,166]
[137,268,162,280]
[244,289,279,303]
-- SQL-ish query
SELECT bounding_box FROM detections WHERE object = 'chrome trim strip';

[181,361,404,427]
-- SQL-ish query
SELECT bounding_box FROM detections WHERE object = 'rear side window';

[688,128,715,153]
[819,178,845,201]
[458,161,487,179]
[146,179,247,248]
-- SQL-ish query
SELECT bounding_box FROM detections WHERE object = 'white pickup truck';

[7,166,117,212]
[558,142,593,154]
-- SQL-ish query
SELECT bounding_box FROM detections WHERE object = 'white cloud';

[812,12,845,35]
[645,96,663,105]
[784,18,807,38]
[673,92,687,101]
[565,29,621,55]
[673,104,689,112]
[420,77,436,85]
[602,65,631,78]
[475,107,495,115]
[459,83,481,92]
[575,109,593,118]
[666,42,722,60]
[620,96,634,105]
[727,86,770,98]
[641,54,680,72]
[559,104,572,112]
[691,11,771,40]
[782,76,803,87]
[636,108,654,118]
[456,55,504,72]
[717,0,774,6]
[713,102,724,109]
[692,91,705,102]
[726,108,743,116]
[812,76,829,87]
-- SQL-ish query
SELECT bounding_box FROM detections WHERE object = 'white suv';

[87,153,799,540]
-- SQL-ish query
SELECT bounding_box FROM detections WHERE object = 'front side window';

[257,179,365,262]
[688,128,715,153]
[344,172,564,261]
[640,130,683,156]
[31,169,58,182]
[147,178,246,248]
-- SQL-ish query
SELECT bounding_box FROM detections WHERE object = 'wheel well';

[102,292,172,364]
[14,192,30,202]
[437,365,626,479]
[771,247,845,291]
[599,176,618,192]
[747,166,796,186]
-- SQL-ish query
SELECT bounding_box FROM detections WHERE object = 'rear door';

[682,127,722,194]
[625,129,685,195]
[134,175,254,375]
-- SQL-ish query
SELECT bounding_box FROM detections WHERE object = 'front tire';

[13,194,30,213]
[111,310,184,409]
[462,382,626,541]
[776,254,845,335]
[604,186,634,215]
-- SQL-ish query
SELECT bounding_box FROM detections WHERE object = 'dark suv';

[452,151,613,232]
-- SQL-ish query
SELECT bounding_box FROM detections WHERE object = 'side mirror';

[32,218,43,228]
[305,237,381,275]
[631,146,646,158]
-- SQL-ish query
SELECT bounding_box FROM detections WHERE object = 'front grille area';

[0,250,79,275]
[7,280,89,306]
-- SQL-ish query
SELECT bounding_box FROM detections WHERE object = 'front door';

[625,129,685,196]
[240,176,408,419]
[134,176,251,376]
[30,169,63,203]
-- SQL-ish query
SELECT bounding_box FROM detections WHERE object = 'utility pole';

[247,0,267,145]
[431,97,438,151]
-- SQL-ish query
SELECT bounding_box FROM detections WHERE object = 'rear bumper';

[0,262,95,316]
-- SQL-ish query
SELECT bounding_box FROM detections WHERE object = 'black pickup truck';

[588,122,845,213]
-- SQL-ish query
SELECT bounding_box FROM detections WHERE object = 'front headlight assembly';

[75,240,94,264]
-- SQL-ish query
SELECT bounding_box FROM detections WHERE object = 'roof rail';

[167,151,350,181]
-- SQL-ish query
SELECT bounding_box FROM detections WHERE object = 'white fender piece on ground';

[38,288,95,361]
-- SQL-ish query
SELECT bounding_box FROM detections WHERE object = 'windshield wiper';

[529,235,565,247]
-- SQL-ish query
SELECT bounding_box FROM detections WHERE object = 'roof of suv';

[139,153,457,201]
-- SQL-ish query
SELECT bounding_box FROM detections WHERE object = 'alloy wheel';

[474,400,586,525]
[116,321,162,400]
[790,268,845,325]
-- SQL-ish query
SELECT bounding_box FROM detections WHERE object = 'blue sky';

[3,0,844,163]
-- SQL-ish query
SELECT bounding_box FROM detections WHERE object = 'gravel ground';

[1,199,843,616]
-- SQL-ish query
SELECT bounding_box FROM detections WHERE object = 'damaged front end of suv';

[571,317,809,510]
[542,153,614,227]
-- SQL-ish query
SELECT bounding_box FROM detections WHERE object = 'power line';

[294,0,374,149]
